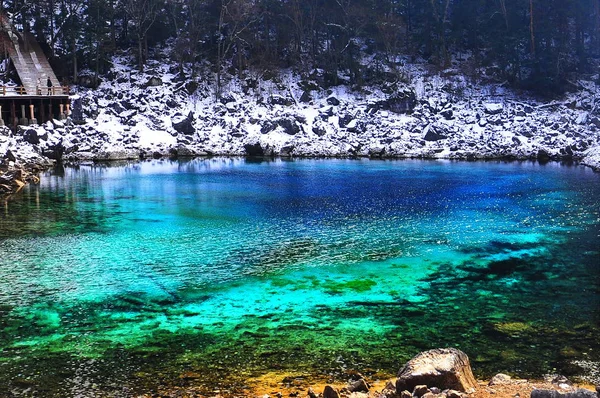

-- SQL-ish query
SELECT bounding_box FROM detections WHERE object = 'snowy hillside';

[2,52,600,176]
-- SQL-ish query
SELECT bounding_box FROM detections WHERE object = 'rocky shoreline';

[137,348,599,398]
[2,55,600,197]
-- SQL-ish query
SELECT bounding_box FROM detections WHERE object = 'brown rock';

[413,385,431,397]
[381,381,399,398]
[349,378,370,393]
[396,348,478,394]
[324,385,341,398]
[400,390,412,398]
[307,387,318,398]
[446,389,464,398]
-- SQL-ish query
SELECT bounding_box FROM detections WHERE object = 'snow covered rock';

[484,103,504,115]
[388,89,417,114]
[270,94,293,106]
[327,96,340,106]
[172,112,195,135]
[423,124,447,141]
[244,142,265,156]
[145,76,163,87]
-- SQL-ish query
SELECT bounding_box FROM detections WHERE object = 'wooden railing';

[0,86,70,96]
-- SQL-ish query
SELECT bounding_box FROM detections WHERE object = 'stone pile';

[292,349,599,398]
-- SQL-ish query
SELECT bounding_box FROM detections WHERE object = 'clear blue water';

[0,158,599,397]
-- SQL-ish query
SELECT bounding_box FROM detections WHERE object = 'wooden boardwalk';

[0,14,64,97]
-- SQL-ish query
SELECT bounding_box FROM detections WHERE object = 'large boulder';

[277,117,302,135]
[395,348,478,394]
[172,112,195,135]
[484,103,504,115]
[244,142,265,156]
[145,76,163,87]
[22,129,40,145]
[423,124,447,142]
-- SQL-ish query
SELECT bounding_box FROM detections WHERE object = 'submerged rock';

[396,348,478,394]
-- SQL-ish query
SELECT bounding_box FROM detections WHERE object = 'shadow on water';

[0,159,599,397]
[1,227,597,397]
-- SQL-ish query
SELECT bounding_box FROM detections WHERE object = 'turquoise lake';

[0,158,599,397]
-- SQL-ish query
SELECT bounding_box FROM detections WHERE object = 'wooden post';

[29,104,37,125]
[48,103,52,121]
[0,105,4,127]
[65,103,70,116]
[20,104,28,125]
[40,100,46,123]
[11,100,16,130]
[59,103,64,120]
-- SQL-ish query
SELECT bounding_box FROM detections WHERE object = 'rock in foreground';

[396,348,478,394]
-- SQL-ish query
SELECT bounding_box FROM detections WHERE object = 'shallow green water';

[0,158,599,397]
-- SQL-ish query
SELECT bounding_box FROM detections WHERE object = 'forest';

[2,0,600,95]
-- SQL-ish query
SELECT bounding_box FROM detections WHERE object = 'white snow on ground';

[1,50,600,172]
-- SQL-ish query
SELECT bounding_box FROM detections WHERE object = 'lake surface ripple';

[0,158,598,397]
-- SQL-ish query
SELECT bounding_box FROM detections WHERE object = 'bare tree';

[529,0,535,56]
[215,0,259,99]
[123,0,161,72]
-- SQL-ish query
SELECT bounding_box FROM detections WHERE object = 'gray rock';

[488,373,512,386]
[22,129,40,145]
[339,114,354,128]
[312,122,327,137]
[388,89,417,114]
[327,96,340,106]
[300,91,312,103]
[172,112,195,135]
[484,103,504,115]
[423,125,447,142]
[270,95,292,106]
[530,389,597,398]
[145,76,163,87]
[277,118,301,135]
[279,145,294,157]
[440,108,454,120]
[244,142,264,157]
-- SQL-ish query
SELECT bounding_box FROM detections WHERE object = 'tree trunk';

[595,0,600,55]
[237,37,243,80]
[529,0,535,56]
[138,35,144,72]
[72,37,78,82]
